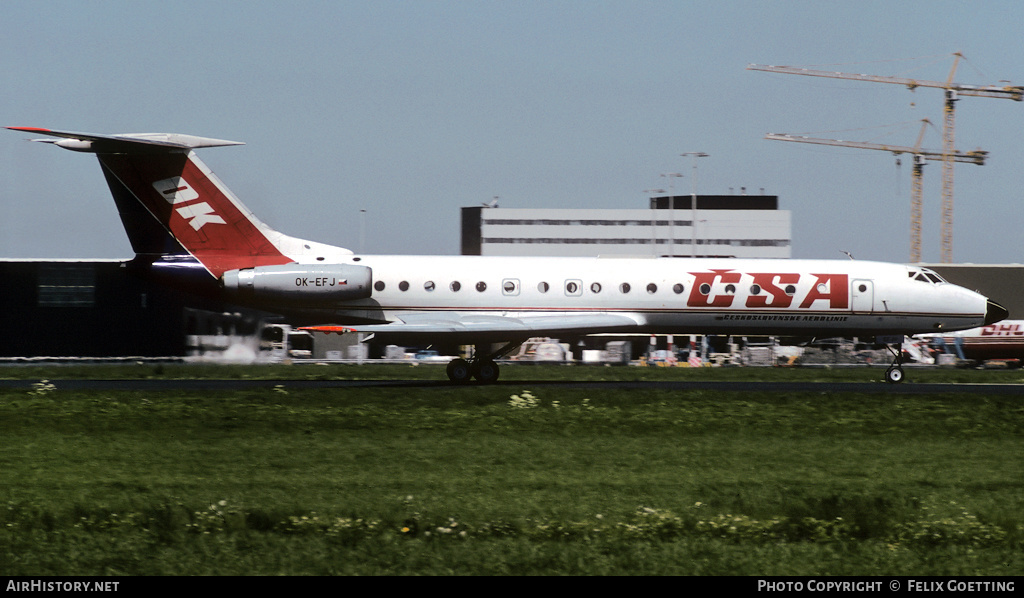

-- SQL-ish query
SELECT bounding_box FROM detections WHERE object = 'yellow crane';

[749,54,1022,262]
[764,120,987,263]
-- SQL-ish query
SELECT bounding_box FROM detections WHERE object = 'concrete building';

[461,194,791,258]
[0,259,273,359]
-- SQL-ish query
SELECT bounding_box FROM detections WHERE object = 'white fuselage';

[306,255,990,337]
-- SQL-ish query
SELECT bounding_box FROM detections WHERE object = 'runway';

[2,378,1023,394]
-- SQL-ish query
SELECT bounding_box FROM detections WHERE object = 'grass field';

[1,364,1022,575]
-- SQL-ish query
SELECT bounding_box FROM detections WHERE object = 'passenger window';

[590,282,602,294]
[646,283,657,294]
[424,281,436,292]
[503,279,520,296]
[374,281,385,292]
[450,281,461,292]
[565,280,582,296]
[699,283,711,295]
[672,283,685,294]
[399,281,410,292]
[619,283,631,294]
[476,281,487,292]
[538,282,550,293]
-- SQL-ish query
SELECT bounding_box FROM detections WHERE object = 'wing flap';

[302,313,644,344]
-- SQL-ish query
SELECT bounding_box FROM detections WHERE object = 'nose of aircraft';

[985,300,1009,326]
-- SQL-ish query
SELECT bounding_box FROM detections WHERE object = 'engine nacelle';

[54,139,95,152]
[221,264,373,304]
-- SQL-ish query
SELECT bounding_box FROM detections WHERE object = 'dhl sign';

[979,323,1024,336]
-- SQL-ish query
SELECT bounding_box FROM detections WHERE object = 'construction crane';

[765,120,987,263]
[749,54,1022,262]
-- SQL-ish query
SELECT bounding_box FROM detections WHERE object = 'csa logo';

[152,176,226,231]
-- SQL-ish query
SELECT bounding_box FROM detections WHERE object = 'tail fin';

[8,127,351,278]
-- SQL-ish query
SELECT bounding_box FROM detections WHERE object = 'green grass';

[1,364,1022,575]
[4,360,1024,383]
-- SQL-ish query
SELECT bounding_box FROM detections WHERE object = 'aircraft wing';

[301,312,645,344]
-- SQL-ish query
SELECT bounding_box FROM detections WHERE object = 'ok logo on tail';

[152,176,226,231]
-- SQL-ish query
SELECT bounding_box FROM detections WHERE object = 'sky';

[3,0,1024,264]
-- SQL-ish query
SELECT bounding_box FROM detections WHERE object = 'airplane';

[8,126,1009,384]
[921,320,1024,363]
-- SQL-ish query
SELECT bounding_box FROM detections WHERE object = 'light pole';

[661,172,683,256]
[681,152,708,257]
[359,209,366,254]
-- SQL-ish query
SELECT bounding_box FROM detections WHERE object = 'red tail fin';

[8,127,353,278]
[99,151,293,277]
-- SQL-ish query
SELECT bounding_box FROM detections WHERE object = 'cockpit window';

[908,269,946,284]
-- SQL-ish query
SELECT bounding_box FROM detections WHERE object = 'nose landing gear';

[883,339,905,384]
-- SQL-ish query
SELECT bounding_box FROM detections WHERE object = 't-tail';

[6,127,353,279]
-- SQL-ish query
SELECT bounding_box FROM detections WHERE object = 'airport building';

[461,194,791,258]
[0,259,259,359]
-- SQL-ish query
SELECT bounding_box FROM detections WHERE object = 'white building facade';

[461,195,791,258]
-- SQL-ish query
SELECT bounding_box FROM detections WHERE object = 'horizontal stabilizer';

[6,127,243,153]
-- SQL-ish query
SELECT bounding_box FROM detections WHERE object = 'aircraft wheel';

[885,366,905,384]
[446,359,473,384]
[472,359,500,384]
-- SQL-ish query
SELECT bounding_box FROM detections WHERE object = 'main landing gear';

[446,357,499,384]
[446,342,520,384]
